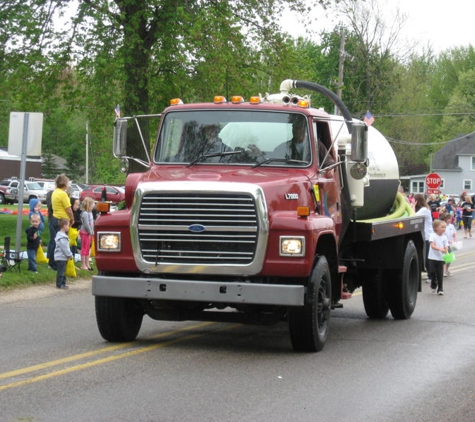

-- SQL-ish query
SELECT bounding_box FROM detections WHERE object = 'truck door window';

[314,122,335,167]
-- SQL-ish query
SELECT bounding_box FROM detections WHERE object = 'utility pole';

[334,31,346,115]
[85,120,89,184]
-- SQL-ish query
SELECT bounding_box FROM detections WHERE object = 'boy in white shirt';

[428,219,449,295]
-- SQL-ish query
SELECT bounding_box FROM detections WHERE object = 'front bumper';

[92,275,305,306]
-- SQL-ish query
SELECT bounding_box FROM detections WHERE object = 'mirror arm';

[123,156,151,169]
[133,116,152,163]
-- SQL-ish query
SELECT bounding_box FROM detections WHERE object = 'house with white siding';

[402,133,475,197]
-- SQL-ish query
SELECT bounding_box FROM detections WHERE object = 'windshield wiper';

[252,157,308,168]
[187,150,241,167]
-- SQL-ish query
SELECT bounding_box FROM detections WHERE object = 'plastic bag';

[442,252,455,264]
[68,227,79,247]
[36,245,48,264]
[65,258,77,277]
[90,239,96,257]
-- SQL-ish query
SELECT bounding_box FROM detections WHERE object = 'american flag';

[364,110,375,126]
[115,104,120,118]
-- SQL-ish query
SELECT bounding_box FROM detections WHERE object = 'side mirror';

[113,119,128,158]
[350,121,368,163]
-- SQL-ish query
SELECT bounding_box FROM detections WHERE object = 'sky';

[280,0,475,53]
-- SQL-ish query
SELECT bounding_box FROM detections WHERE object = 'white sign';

[8,112,44,156]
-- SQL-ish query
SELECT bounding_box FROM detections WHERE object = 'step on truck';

[92,79,424,352]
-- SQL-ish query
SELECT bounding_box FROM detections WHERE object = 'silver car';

[7,181,47,204]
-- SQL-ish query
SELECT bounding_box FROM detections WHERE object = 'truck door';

[312,120,342,234]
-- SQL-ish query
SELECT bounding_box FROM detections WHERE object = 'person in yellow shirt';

[47,174,74,270]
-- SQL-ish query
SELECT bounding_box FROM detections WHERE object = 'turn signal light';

[96,202,110,214]
[297,206,310,217]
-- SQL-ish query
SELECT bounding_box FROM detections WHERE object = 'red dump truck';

[92,80,424,352]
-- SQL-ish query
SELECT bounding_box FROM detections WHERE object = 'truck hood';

[126,166,315,213]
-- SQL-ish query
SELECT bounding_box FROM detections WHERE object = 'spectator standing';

[101,186,107,202]
[441,213,457,276]
[428,219,448,295]
[444,198,454,217]
[47,174,74,270]
[25,214,41,273]
[79,197,95,271]
[46,189,54,250]
[461,195,474,238]
[427,194,441,220]
[69,197,81,255]
[54,218,73,290]
[28,198,45,237]
[414,194,434,279]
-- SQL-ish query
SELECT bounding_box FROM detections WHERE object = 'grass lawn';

[0,204,94,290]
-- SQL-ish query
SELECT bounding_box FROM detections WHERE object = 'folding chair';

[1,236,22,272]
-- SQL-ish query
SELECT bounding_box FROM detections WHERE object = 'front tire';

[388,240,419,319]
[95,296,144,341]
[288,256,332,352]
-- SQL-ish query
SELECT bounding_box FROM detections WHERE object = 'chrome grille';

[138,192,258,264]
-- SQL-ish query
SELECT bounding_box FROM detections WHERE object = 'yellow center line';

[0,333,202,391]
[0,321,214,382]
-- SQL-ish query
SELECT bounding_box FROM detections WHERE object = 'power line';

[386,130,475,146]
[374,112,475,118]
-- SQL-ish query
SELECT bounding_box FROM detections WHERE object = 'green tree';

[436,68,475,142]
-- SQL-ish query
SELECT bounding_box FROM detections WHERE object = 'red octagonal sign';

[425,172,442,189]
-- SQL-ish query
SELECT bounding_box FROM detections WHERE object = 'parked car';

[7,180,48,204]
[0,178,15,204]
[80,185,125,204]
[68,183,82,199]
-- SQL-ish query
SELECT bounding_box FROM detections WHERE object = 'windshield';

[26,182,42,190]
[155,110,311,166]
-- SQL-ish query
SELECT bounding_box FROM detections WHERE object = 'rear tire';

[388,240,419,319]
[95,296,144,341]
[362,269,389,319]
[288,256,331,352]
[0,193,5,205]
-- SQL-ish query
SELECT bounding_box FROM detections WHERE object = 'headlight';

[280,236,305,256]
[97,232,121,252]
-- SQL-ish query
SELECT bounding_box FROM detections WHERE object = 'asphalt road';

[1,235,475,422]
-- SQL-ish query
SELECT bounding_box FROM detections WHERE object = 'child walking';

[428,219,449,296]
[79,197,95,271]
[54,218,73,290]
[442,213,457,276]
[25,214,41,273]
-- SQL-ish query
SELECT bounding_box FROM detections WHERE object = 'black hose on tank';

[293,80,353,133]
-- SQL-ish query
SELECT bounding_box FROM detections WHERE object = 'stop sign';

[425,172,442,189]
